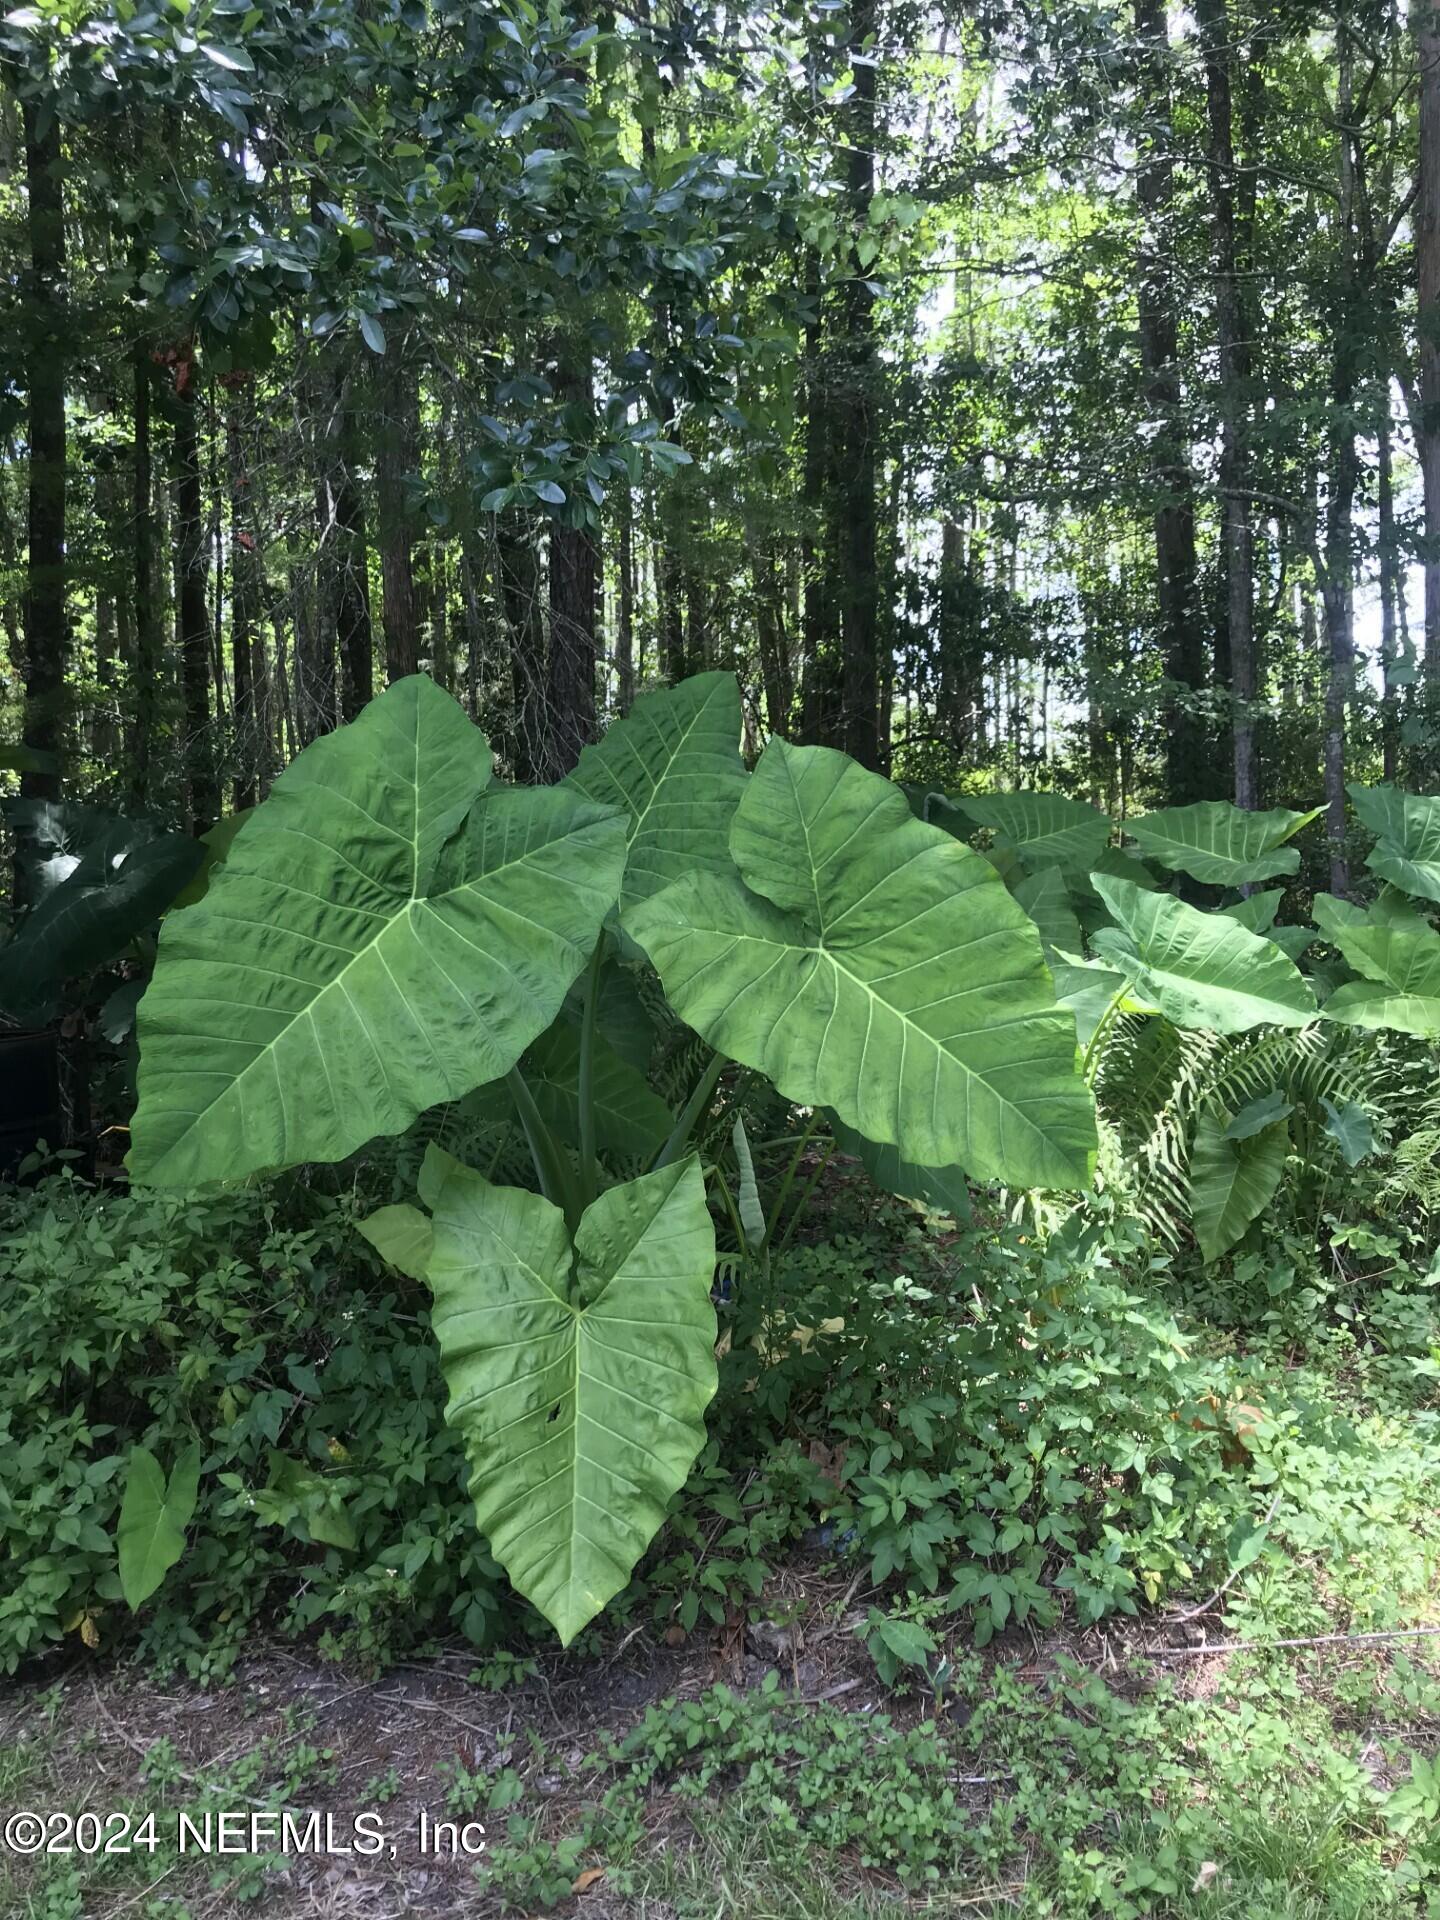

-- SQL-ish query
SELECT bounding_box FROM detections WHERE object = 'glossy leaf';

[1125,801,1319,886]
[425,1155,717,1644]
[1190,1108,1289,1263]
[1224,1088,1292,1140]
[628,741,1096,1190]
[564,670,748,915]
[1090,876,1316,1033]
[128,676,626,1186]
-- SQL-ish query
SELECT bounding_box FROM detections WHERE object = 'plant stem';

[507,1065,582,1232]
[576,936,604,1209]
[651,1048,727,1171]
[764,1112,818,1243]
[774,1143,835,1258]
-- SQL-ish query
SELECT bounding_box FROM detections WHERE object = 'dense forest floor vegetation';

[3,1138,1438,1919]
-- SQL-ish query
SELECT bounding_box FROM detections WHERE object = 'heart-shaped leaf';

[1125,801,1319,887]
[128,676,627,1187]
[424,1156,717,1645]
[1351,785,1440,903]
[117,1444,201,1611]
[1190,1108,1289,1263]
[628,741,1096,1191]
[1090,876,1316,1032]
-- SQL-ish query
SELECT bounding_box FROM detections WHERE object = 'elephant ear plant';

[127,671,1097,1642]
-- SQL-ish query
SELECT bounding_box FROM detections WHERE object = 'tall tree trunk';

[545,494,599,778]
[838,0,880,768]
[1198,0,1256,807]
[332,372,375,721]
[130,343,162,808]
[499,527,543,781]
[1323,32,1359,894]
[1415,0,1440,683]
[18,98,66,823]
[376,353,421,681]
[1135,0,1207,802]
[747,520,794,737]
[800,257,838,743]
[171,367,218,833]
[1379,409,1402,782]
[616,482,636,713]
[542,325,599,777]
[227,394,258,810]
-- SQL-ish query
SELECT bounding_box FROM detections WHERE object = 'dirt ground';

[0,1567,1263,1920]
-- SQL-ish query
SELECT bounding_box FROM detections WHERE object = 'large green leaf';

[425,1155,717,1645]
[1125,800,1319,886]
[358,1202,434,1280]
[628,740,1096,1190]
[945,790,1111,872]
[561,952,655,1072]
[1312,894,1440,1036]
[564,670,748,915]
[828,1113,972,1220]
[1090,876,1316,1032]
[1218,890,1313,964]
[128,676,626,1186]
[1047,953,1138,1049]
[1350,786,1440,904]
[1011,864,1084,957]
[520,1019,672,1160]
[1189,1107,1289,1263]
[117,1444,201,1611]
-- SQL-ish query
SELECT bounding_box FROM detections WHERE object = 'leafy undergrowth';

[3,1158,1439,1915]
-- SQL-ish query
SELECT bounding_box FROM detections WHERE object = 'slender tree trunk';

[1198,0,1256,807]
[800,256,838,743]
[332,374,375,721]
[171,367,219,832]
[130,343,161,808]
[376,353,420,681]
[1415,0,1440,683]
[19,98,66,821]
[1135,0,1207,802]
[1379,409,1402,782]
[747,520,794,737]
[617,482,636,712]
[545,495,599,776]
[838,0,880,767]
[1323,33,1359,895]
[227,395,258,810]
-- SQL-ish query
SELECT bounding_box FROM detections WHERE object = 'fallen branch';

[1154,1625,1440,1660]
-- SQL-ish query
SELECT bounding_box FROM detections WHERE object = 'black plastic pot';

[0,1028,62,1177]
